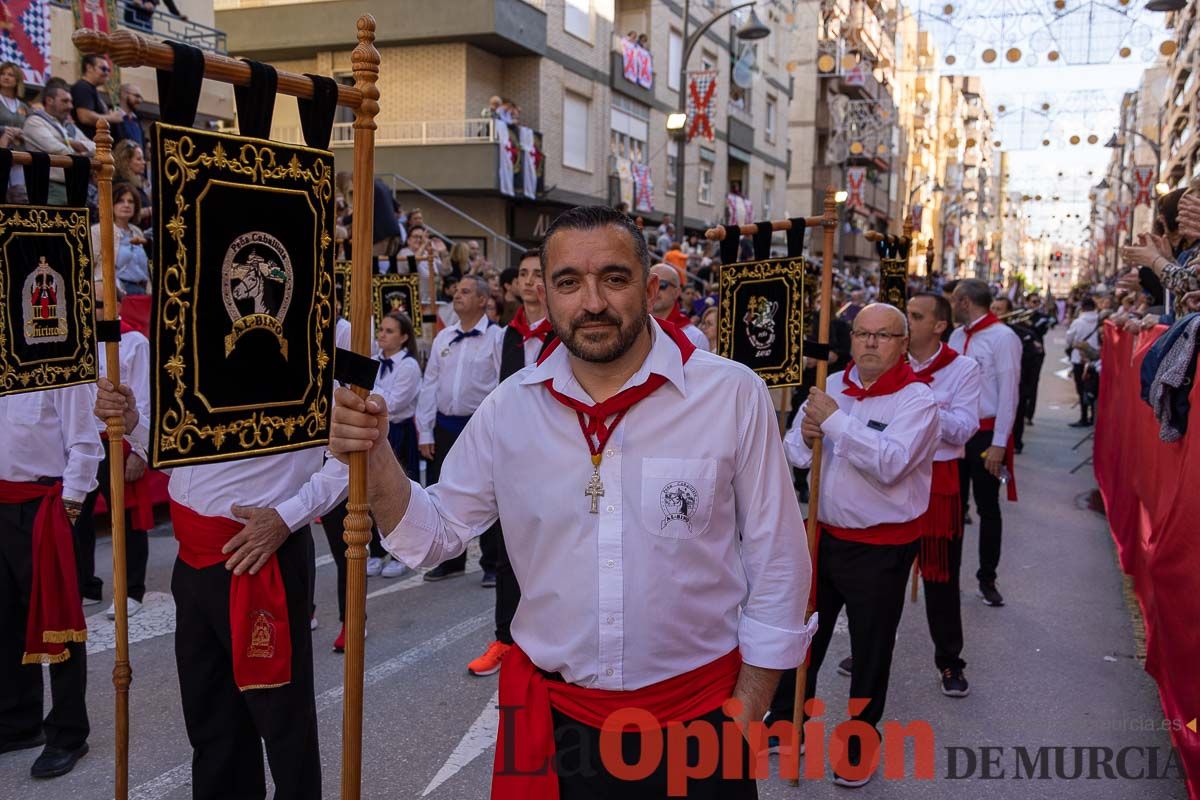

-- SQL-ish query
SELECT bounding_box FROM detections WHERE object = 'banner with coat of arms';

[1,0,52,85]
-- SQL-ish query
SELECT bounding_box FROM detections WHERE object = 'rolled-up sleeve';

[733,378,815,669]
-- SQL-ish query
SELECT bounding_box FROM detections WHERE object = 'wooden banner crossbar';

[5,151,103,171]
[74,15,380,800]
[704,216,827,240]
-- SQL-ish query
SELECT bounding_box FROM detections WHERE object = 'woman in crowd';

[1,62,29,202]
[113,139,152,229]
[699,305,719,352]
[448,241,471,280]
[91,184,151,295]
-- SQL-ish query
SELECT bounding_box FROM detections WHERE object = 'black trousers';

[769,533,916,730]
[1020,356,1044,422]
[959,429,1003,584]
[427,423,497,573]
[923,531,965,672]
[75,448,150,602]
[493,523,520,644]
[1072,363,1094,422]
[0,498,89,750]
[552,706,758,799]
[172,528,321,800]
[318,499,384,622]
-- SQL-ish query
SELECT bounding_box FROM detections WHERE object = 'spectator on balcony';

[124,0,187,32]
[407,207,425,231]
[71,55,123,141]
[113,139,152,229]
[0,61,29,141]
[114,84,145,148]
[398,226,451,305]
[467,239,485,273]
[448,242,470,281]
[22,79,95,205]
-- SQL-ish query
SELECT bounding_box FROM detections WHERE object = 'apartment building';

[1160,2,1199,189]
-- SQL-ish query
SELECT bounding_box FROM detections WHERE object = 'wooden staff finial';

[96,117,131,800]
[342,14,380,800]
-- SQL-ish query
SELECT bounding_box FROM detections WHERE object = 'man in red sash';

[781,303,940,788]
[331,206,814,798]
[0,384,102,778]
[907,293,981,697]
[650,263,709,351]
[948,279,1022,607]
[94,380,349,799]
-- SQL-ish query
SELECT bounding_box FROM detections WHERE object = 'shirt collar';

[908,343,943,372]
[453,315,489,335]
[521,317,688,403]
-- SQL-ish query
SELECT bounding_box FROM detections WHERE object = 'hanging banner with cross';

[1115,203,1132,235]
[846,167,867,210]
[632,162,654,212]
[2,0,52,85]
[1132,166,1155,207]
[686,69,718,143]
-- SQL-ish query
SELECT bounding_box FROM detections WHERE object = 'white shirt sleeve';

[126,335,152,461]
[381,395,499,566]
[274,454,350,532]
[990,334,1022,447]
[939,361,981,449]
[54,384,104,501]
[733,379,814,669]
[819,391,940,486]
[415,338,443,445]
[377,355,422,421]
[782,399,814,469]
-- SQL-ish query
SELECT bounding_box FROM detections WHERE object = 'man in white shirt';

[416,274,502,581]
[1064,296,1102,428]
[20,79,95,205]
[782,303,940,788]
[948,279,1022,608]
[649,263,709,351]
[0,384,102,779]
[330,205,812,798]
[94,381,348,800]
[467,248,555,678]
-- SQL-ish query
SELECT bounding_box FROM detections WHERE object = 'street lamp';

[835,190,848,203]
[670,2,771,238]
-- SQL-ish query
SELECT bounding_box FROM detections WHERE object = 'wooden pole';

[341,16,379,800]
[788,188,838,783]
[95,119,130,800]
[704,216,825,240]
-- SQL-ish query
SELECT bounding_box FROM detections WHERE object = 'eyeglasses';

[850,330,905,342]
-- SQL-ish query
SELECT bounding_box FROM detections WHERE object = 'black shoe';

[963,513,973,526]
[423,564,466,582]
[1014,443,1024,454]
[831,734,872,787]
[30,743,89,779]
[978,582,1005,607]
[837,656,853,677]
[480,571,497,588]
[1025,418,1034,426]
[0,731,45,755]
[940,668,970,697]
[1068,419,1090,428]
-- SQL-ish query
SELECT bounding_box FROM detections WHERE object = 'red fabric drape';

[1094,322,1200,800]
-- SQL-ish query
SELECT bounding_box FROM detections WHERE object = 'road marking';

[85,592,176,655]
[422,689,499,796]
[130,611,493,800]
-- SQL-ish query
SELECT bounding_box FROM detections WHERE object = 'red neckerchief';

[841,358,931,401]
[962,313,1001,354]
[508,306,553,343]
[539,319,696,459]
[911,344,959,377]
[657,301,693,331]
[119,319,136,335]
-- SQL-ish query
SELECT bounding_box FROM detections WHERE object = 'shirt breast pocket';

[5,394,45,424]
[640,457,718,540]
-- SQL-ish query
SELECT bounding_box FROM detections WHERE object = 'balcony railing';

[274,119,501,148]
[49,0,228,53]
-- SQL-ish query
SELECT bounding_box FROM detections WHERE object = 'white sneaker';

[105,598,143,620]
[381,559,408,578]
[82,596,101,607]
[365,557,383,577]
[310,614,319,631]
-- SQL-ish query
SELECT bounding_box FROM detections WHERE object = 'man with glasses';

[776,303,940,788]
[649,263,708,350]
[70,55,124,141]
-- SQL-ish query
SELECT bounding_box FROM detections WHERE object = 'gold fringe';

[238,681,291,692]
[42,629,88,645]
[22,649,72,665]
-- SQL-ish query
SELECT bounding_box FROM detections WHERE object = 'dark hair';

[913,291,952,326]
[499,267,518,289]
[942,279,960,296]
[518,246,541,263]
[540,205,651,278]
[0,62,26,99]
[1081,297,1097,311]
[383,310,419,359]
[112,183,142,219]
[1155,188,1186,236]
[82,54,106,71]
[992,296,1014,314]
[955,278,993,309]
[40,77,70,103]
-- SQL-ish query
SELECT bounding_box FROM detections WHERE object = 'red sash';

[962,313,1001,354]
[0,481,87,664]
[841,359,931,400]
[822,516,925,546]
[979,417,1018,501]
[657,301,693,332]
[917,460,962,582]
[170,501,292,690]
[493,644,741,799]
[509,306,553,343]
[99,436,155,531]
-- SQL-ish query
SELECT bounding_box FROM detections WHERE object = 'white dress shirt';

[97,329,151,459]
[384,319,814,690]
[948,316,1022,447]
[0,385,103,502]
[335,317,352,352]
[376,349,422,422]
[416,315,502,445]
[785,367,940,528]
[1065,311,1102,366]
[681,322,709,352]
[910,345,981,462]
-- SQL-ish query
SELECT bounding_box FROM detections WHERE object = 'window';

[701,51,717,72]
[699,155,714,205]
[564,0,591,42]
[610,96,650,164]
[666,139,678,195]
[668,30,683,91]
[563,93,591,170]
[762,174,775,220]
[765,96,777,143]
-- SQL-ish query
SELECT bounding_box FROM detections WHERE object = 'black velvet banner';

[877,235,911,312]
[717,256,807,388]
[149,123,335,467]
[334,260,351,319]
[0,205,98,397]
[372,272,421,328]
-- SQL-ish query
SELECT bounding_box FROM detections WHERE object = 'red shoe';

[467,640,512,676]
[332,625,367,653]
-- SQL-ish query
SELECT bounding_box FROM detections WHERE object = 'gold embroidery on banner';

[371,272,421,328]
[716,257,809,388]
[0,208,97,395]
[154,125,334,465]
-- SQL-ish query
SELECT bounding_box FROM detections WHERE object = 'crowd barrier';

[1094,321,1200,798]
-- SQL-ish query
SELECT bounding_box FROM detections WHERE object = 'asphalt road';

[2,327,1189,799]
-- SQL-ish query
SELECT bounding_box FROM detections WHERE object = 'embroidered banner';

[876,235,911,312]
[0,205,98,397]
[149,123,336,467]
[717,256,808,387]
[686,69,718,143]
[2,0,52,85]
[371,272,420,330]
[846,166,867,210]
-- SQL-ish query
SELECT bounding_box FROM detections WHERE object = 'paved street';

[2,328,1188,800]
